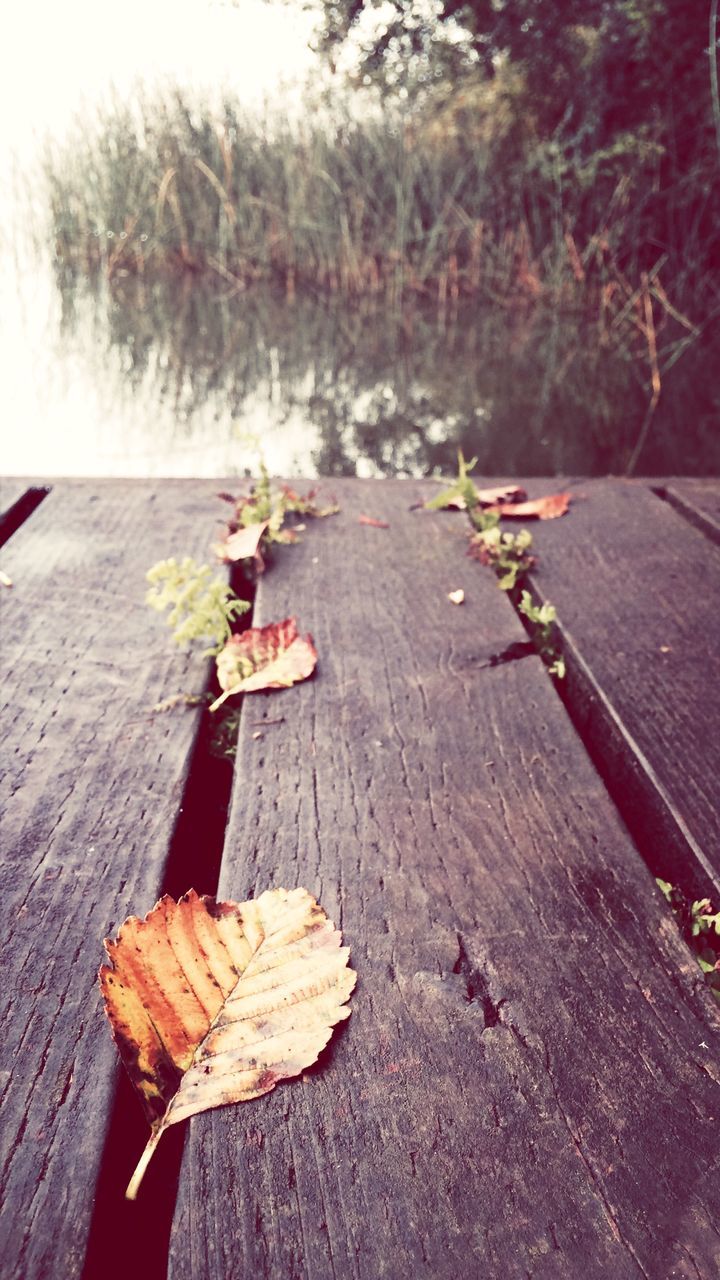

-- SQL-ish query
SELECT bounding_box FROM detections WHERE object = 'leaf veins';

[99,887,356,1198]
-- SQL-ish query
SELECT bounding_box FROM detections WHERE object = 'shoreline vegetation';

[39,0,720,477]
[45,88,716,318]
[41,84,718,475]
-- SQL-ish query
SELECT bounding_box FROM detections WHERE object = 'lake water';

[3,255,719,480]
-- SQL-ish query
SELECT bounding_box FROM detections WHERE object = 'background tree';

[309,0,719,282]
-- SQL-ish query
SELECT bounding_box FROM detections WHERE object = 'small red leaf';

[359,515,390,529]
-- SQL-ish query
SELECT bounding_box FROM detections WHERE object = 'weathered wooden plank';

[0,479,232,1280]
[169,478,719,1280]
[656,478,720,545]
[523,478,720,896]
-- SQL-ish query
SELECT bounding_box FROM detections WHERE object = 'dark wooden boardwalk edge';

[653,482,720,546]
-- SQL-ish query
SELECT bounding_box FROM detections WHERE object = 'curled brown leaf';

[486,493,571,520]
[475,484,527,506]
[213,521,269,568]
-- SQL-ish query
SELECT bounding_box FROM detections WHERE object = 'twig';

[626,274,661,475]
[711,0,720,164]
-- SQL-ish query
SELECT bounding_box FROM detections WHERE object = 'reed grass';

[41,86,718,321]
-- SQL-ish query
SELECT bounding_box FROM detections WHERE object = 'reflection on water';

[4,265,719,478]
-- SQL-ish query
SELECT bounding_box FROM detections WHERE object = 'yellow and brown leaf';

[210,616,317,711]
[99,887,355,1197]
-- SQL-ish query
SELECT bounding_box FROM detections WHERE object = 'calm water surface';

[3,262,719,479]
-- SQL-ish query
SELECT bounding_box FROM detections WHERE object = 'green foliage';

[469,525,535,591]
[221,455,339,563]
[209,707,243,762]
[425,448,536,586]
[302,0,718,306]
[146,557,249,654]
[42,52,718,321]
[657,879,720,1000]
[425,452,566,677]
[235,456,284,535]
[424,450,480,512]
[518,590,566,678]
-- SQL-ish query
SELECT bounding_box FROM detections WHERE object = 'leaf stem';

[125,1126,164,1200]
[208,687,235,713]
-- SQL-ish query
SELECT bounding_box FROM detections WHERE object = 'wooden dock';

[1,475,718,1280]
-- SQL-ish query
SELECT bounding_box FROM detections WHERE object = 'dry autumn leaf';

[417,483,526,512]
[99,887,356,1199]
[210,617,317,712]
[475,484,527,507]
[278,484,340,520]
[213,521,269,567]
[359,515,390,528]
[486,493,571,520]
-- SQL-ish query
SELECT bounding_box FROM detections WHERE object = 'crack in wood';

[452,933,508,1028]
[485,639,536,669]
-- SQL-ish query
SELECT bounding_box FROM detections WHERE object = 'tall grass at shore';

[42,86,718,318]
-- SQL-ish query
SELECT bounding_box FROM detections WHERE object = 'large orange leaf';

[209,617,317,712]
[100,887,356,1198]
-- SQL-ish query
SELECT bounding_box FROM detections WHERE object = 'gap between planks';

[517,478,720,900]
[0,485,51,548]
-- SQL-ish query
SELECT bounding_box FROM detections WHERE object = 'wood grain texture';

[169,479,720,1280]
[524,479,720,896]
[0,479,230,1279]
[657,478,720,545]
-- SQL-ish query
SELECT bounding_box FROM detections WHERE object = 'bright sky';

[0,0,331,478]
[1,0,318,157]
